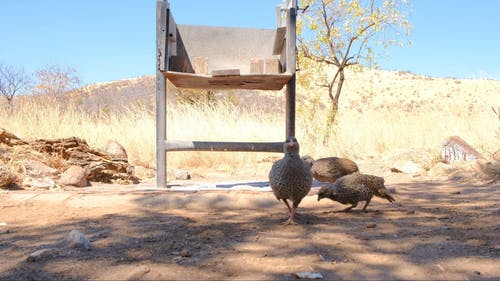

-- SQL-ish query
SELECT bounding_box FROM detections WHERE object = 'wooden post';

[285,4,296,138]
[156,0,168,188]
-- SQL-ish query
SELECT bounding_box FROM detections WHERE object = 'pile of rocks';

[0,128,140,189]
[389,136,499,183]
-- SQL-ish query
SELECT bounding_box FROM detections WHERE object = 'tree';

[32,65,81,99]
[0,63,30,106]
[297,0,411,141]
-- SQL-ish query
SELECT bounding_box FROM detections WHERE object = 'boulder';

[103,140,128,162]
[427,162,454,177]
[441,136,483,164]
[23,176,56,189]
[391,160,425,174]
[471,159,500,181]
[58,165,89,187]
[21,160,59,177]
[173,169,191,180]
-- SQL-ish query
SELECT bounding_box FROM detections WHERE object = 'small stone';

[27,247,60,262]
[366,223,377,228]
[474,271,481,275]
[180,249,192,257]
[293,272,324,279]
[63,230,91,250]
[58,166,89,187]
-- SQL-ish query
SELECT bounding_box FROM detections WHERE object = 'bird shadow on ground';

[1,178,499,280]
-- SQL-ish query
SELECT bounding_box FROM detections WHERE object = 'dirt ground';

[0,173,499,281]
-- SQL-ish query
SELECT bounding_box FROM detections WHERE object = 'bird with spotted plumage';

[317,172,395,212]
[301,155,359,183]
[269,136,312,225]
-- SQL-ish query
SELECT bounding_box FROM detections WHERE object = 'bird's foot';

[282,218,298,225]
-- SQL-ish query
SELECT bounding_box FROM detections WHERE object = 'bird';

[269,136,313,225]
[317,173,395,212]
[301,155,359,183]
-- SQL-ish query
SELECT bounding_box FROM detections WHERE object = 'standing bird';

[317,173,395,212]
[301,156,359,183]
[269,137,312,225]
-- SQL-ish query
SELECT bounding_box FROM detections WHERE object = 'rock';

[293,272,324,279]
[23,176,56,189]
[133,165,155,179]
[366,223,377,228]
[63,230,91,250]
[0,128,27,146]
[103,140,128,162]
[0,166,18,188]
[173,169,191,180]
[21,160,59,177]
[471,159,500,181]
[27,247,60,262]
[58,165,89,187]
[180,249,192,257]
[391,160,424,174]
[441,136,483,164]
[427,162,453,177]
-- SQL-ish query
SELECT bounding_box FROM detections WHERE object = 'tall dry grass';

[1,68,499,178]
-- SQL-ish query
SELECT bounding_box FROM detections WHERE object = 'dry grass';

[1,68,499,178]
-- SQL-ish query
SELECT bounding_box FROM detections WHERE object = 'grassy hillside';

[1,67,498,179]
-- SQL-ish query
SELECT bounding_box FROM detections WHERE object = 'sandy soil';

[0,173,499,280]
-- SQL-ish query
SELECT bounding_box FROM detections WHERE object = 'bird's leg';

[335,202,358,213]
[283,205,298,225]
[282,199,292,213]
[362,198,372,212]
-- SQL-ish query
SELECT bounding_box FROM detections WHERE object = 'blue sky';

[0,0,499,86]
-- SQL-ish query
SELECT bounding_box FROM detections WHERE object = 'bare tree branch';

[0,64,30,105]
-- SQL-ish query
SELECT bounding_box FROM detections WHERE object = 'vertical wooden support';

[156,0,168,187]
[285,3,297,139]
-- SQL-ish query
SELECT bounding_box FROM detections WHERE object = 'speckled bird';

[301,155,359,183]
[317,173,395,212]
[269,137,312,225]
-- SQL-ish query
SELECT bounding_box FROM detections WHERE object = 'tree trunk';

[323,68,345,144]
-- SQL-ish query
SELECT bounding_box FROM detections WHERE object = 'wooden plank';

[164,71,292,90]
[265,58,282,73]
[211,69,241,77]
[166,141,284,153]
[250,59,264,74]
[272,26,287,55]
